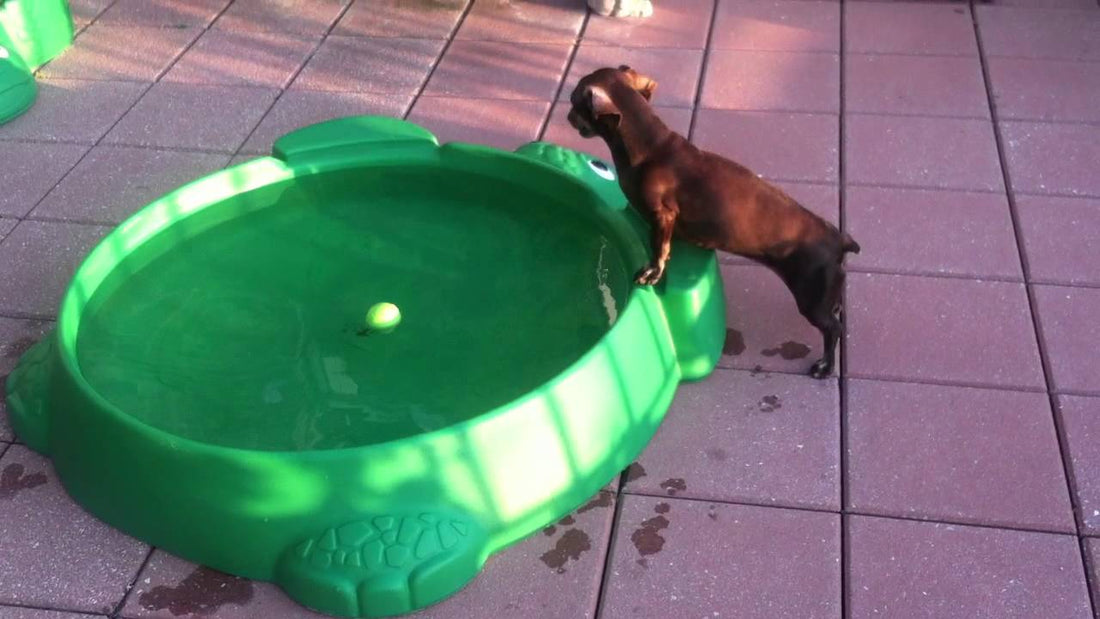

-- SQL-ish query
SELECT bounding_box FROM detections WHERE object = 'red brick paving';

[2,1,1099,617]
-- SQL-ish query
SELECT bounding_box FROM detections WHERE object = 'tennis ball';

[365,302,401,333]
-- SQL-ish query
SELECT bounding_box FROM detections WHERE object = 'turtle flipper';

[276,511,485,618]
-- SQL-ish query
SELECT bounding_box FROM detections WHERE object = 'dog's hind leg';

[779,252,844,379]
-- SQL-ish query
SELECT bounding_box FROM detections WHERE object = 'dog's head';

[567,65,658,138]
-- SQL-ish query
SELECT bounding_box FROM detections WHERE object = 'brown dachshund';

[567,66,860,378]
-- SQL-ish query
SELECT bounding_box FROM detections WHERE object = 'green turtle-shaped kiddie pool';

[4,116,725,617]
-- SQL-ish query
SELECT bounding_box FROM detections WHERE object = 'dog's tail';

[841,233,861,255]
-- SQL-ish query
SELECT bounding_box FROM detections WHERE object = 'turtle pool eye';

[588,159,615,181]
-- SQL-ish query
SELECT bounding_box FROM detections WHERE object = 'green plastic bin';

[0,0,74,124]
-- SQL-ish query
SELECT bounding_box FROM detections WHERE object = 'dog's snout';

[567,108,595,138]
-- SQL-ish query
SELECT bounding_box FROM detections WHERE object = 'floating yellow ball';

[365,302,401,333]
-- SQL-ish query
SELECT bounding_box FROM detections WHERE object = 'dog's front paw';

[809,358,833,379]
[634,264,664,286]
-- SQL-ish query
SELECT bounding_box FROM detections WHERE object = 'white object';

[588,0,653,18]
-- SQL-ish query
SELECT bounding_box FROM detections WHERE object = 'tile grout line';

[841,266,1026,284]
[725,361,1054,395]
[971,5,1098,618]
[109,546,155,619]
[397,0,477,123]
[0,600,103,617]
[77,0,123,33]
[842,370,1046,395]
[620,489,1082,538]
[534,13,590,142]
[837,0,850,617]
[841,179,1080,197]
[685,1,720,142]
[591,484,626,619]
[1082,538,1099,610]
[227,0,364,160]
[18,0,239,223]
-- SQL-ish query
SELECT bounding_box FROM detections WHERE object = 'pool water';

[77,167,631,451]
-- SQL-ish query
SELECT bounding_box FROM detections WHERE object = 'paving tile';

[408,490,616,618]
[992,0,1096,9]
[693,109,838,183]
[625,370,838,509]
[1087,539,1100,607]
[560,45,704,108]
[770,181,838,223]
[1,394,15,443]
[0,318,53,384]
[1017,195,1100,287]
[424,41,573,101]
[0,79,148,145]
[848,379,1073,532]
[846,1,978,56]
[1058,395,1100,535]
[0,609,107,619]
[225,154,260,169]
[1033,285,1100,395]
[0,221,111,317]
[456,0,584,43]
[977,6,1100,61]
[0,445,149,614]
[845,115,1003,192]
[583,0,714,49]
[241,90,414,154]
[39,24,201,82]
[0,317,54,443]
[844,186,1022,280]
[701,50,839,114]
[846,273,1044,390]
[31,146,229,225]
[291,36,444,94]
[711,0,839,52]
[69,0,113,28]
[989,58,1100,123]
[118,550,326,618]
[600,496,839,619]
[846,54,989,119]
[541,102,692,162]
[96,0,231,26]
[214,0,351,36]
[118,486,615,618]
[1002,121,1100,197]
[105,82,279,152]
[0,219,15,242]
[163,29,318,88]
[334,0,465,39]
[0,142,88,218]
[407,97,550,151]
[716,264,832,375]
[848,515,1091,619]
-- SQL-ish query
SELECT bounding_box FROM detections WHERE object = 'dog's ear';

[585,85,621,127]
[618,65,657,101]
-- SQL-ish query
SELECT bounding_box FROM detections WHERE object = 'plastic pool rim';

[5,116,726,617]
